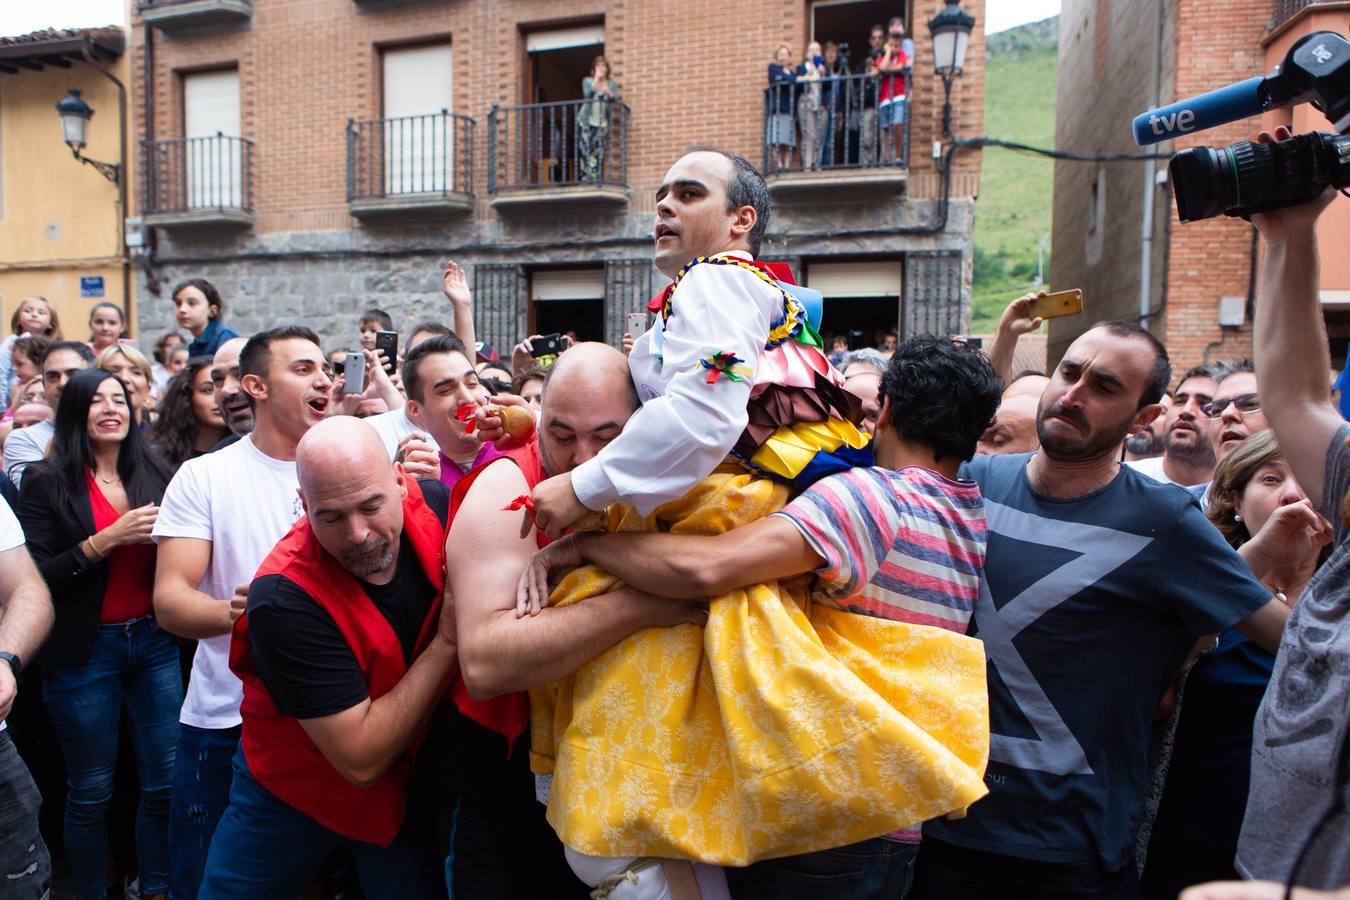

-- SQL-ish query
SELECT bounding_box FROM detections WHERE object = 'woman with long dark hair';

[151,356,227,471]
[17,368,180,900]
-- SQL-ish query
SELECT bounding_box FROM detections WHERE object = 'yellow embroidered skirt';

[530,466,990,866]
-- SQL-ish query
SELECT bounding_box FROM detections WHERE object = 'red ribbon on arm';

[503,494,539,530]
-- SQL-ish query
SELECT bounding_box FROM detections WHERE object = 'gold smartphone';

[1029,289,1084,320]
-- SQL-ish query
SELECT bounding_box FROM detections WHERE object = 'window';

[382,43,454,193]
[183,69,241,208]
[806,259,903,348]
[530,268,605,341]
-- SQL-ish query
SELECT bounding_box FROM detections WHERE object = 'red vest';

[229,480,445,847]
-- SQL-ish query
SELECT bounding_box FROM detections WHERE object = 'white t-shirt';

[1124,455,1206,488]
[0,496,24,731]
[366,407,419,460]
[152,435,303,729]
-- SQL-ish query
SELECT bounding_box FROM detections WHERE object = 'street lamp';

[55,89,121,185]
[928,0,976,140]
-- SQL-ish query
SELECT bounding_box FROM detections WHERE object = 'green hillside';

[970,16,1058,332]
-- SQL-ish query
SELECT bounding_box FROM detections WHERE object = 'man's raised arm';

[1251,159,1343,506]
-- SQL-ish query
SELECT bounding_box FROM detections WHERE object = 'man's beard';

[1036,400,1133,462]
[1164,425,1217,469]
[1124,429,1163,456]
[341,537,394,578]
[538,433,559,477]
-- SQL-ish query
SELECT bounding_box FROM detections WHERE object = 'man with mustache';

[208,337,252,451]
[912,322,1292,900]
[195,417,449,898]
[1126,364,1218,487]
[153,326,333,899]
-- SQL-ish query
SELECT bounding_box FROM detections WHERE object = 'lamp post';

[55,88,121,185]
[928,0,976,140]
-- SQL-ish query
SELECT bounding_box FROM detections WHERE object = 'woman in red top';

[17,368,178,900]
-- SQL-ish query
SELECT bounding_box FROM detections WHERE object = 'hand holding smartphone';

[342,349,366,394]
[626,312,648,337]
[1028,289,1084,321]
[374,330,398,374]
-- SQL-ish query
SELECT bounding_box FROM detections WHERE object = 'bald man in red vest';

[198,417,453,899]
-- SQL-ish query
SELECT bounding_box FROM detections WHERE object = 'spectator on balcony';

[797,41,828,171]
[878,18,911,163]
[820,41,846,167]
[173,279,240,361]
[766,44,798,171]
[579,56,619,184]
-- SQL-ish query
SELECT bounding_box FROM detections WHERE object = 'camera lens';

[1171,132,1350,222]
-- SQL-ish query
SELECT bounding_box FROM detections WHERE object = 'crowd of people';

[767,17,913,171]
[0,143,1345,900]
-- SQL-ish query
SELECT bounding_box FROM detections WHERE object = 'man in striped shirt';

[520,335,1003,896]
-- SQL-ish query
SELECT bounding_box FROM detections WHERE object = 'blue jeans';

[169,723,240,900]
[42,617,182,899]
[725,837,918,899]
[199,748,443,900]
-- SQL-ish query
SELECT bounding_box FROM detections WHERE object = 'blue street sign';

[80,276,105,298]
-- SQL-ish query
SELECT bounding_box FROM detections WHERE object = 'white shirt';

[571,251,780,516]
[366,407,420,460]
[0,495,24,731]
[1124,455,1206,488]
[4,419,54,488]
[152,435,303,729]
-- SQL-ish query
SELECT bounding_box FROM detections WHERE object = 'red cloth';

[86,471,154,624]
[444,460,533,747]
[646,258,797,311]
[229,479,445,846]
[880,48,909,102]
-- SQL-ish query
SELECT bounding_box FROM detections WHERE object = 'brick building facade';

[129,0,985,353]
[1050,0,1350,373]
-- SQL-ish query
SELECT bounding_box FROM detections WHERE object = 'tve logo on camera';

[1146,108,1196,136]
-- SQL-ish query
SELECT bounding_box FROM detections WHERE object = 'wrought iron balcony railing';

[762,71,911,177]
[140,134,254,226]
[347,112,475,216]
[487,98,630,195]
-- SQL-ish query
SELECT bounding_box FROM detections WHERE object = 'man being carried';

[516,149,989,888]
[518,336,1002,896]
[197,418,450,898]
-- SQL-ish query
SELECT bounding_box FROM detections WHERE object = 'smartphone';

[342,350,366,394]
[625,312,648,337]
[1029,289,1084,320]
[374,330,398,374]
[531,333,567,357]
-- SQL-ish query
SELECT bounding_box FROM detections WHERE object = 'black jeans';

[420,702,588,900]
[0,730,52,899]
[726,837,918,899]
[911,837,1140,900]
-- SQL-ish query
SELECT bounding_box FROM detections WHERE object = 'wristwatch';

[0,652,20,678]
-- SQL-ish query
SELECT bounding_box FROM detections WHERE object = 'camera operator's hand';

[1250,127,1338,238]
[512,335,544,376]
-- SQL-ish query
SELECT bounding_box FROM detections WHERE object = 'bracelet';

[86,534,107,560]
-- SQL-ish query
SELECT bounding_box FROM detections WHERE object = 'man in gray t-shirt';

[1235,172,1350,889]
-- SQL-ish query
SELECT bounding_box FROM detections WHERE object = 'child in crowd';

[87,301,130,354]
[358,308,394,353]
[173,278,239,359]
[0,296,60,411]
[7,337,48,411]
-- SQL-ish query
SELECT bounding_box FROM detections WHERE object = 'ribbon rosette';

[695,350,753,385]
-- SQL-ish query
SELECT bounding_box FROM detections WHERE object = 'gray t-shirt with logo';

[1238,423,1350,888]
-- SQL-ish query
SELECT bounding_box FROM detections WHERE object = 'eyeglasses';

[1202,393,1261,418]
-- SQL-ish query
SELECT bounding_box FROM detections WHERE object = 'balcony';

[762,73,910,199]
[1270,0,1336,33]
[138,0,252,31]
[347,112,475,219]
[487,99,631,212]
[140,135,254,229]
